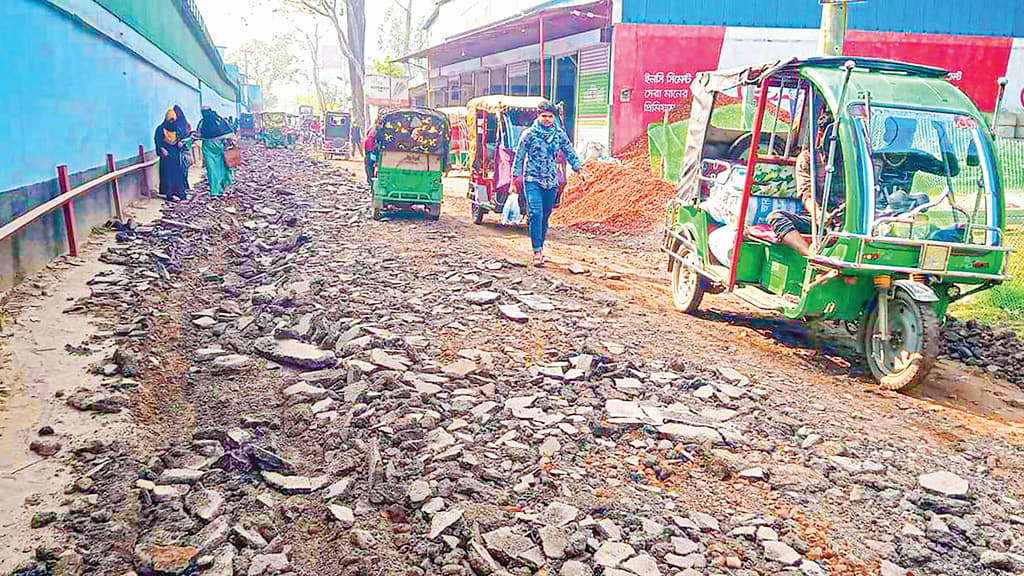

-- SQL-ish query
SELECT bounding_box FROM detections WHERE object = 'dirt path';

[2,147,1024,576]
[0,199,163,571]
[350,160,1024,444]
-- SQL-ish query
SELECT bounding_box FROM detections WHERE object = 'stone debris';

[10,144,1017,576]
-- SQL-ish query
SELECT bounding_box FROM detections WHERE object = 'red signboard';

[844,31,1013,112]
[611,24,726,153]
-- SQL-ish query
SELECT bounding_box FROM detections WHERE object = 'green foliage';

[225,35,300,109]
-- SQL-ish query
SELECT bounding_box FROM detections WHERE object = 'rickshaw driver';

[873,115,960,215]
[767,111,844,257]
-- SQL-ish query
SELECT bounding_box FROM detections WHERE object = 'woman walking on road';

[197,106,236,197]
[155,108,188,201]
[511,101,584,267]
[172,104,192,191]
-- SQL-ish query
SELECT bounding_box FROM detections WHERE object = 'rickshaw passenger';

[768,112,843,257]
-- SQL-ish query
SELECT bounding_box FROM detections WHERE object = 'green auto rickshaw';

[371,107,450,221]
[664,57,1011,390]
[262,112,288,148]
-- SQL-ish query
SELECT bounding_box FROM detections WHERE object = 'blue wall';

[0,0,200,194]
[622,0,1024,37]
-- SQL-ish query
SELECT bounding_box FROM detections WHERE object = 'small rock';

[980,550,1024,571]
[232,525,269,549]
[329,505,355,527]
[498,304,528,323]
[408,479,431,503]
[880,560,910,576]
[918,471,969,498]
[253,337,337,370]
[594,541,635,567]
[31,511,58,528]
[762,541,801,565]
[351,529,376,548]
[29,440,61,457]
[38,426,55,436]
[539,501,579,527]
[622,554,660,575]
[428,508,464,539]
[261,472,329,495]
[247,553,289,576]
[323,478,353,500]
[465,291,501,305]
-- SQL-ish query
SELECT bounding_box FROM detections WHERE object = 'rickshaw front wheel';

[670,244,705,313]
[862,291,939,391]
[471,204,485,225]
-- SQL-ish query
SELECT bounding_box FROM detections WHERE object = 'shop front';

[402,0,613,152]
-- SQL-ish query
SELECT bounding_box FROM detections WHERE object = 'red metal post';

[106,154,124,221]
[57,165,78,257]
[727,80,772,290]
[539,15,546,98]
[138,145,150,197]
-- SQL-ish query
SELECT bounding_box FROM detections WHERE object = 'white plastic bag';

[500,192,521,225]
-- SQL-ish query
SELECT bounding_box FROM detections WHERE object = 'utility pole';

[819,0,849,57]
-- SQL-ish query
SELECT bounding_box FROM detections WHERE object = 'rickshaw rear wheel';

[670,244,705,313]
[426,204,441,221]
[862,291,938,391]
[372,198,383,221]
[472,204,485,225]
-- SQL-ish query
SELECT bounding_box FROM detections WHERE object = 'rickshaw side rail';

[827,231,1014,253]
[809,255,1010,281]
[0,146,156,258]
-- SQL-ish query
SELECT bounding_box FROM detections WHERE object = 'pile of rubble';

[10,146,1024,576]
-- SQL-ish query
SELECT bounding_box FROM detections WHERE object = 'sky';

[195,0,423,110]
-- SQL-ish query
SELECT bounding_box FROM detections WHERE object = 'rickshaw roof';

[376,107,448,125]
[679,57,983,206]
[694,57,963,110]
[466,96,548,114]
[437,106,467,119]
[325,111,350,117]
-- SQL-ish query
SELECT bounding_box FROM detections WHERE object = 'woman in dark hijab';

[154,108,187,200]
[172,105,192,190]
[197,106,236,197]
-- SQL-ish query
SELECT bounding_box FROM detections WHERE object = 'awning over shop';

[399,0,610,69]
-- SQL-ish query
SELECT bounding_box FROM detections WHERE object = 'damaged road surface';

[4,145,1024,576]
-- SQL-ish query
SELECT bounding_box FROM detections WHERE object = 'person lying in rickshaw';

[767,111,844,257]
[872,115,959,216]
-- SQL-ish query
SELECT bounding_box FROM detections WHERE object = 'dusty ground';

[2,146,1024,576]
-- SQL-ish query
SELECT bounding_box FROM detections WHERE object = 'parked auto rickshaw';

[664,57,1011,390]
[371,107,450,221]
[239,113,256,139]
[438,106,469,171]
[324,111,353,159]
[261,112,288,148]
[285,114,299,146]
[466,96,566,224]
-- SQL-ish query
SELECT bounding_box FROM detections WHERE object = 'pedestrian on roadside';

[155,108,188,201]
[172,104,192,190]
[511,101,584,267]
[352,123,364,159]
[197,106,236,197]
[363,125,378,188]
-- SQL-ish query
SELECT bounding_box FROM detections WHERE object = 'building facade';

[414,0,1024,154]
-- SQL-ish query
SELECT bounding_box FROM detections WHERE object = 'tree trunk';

[402,0,412,77]
[346,0,368,129]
